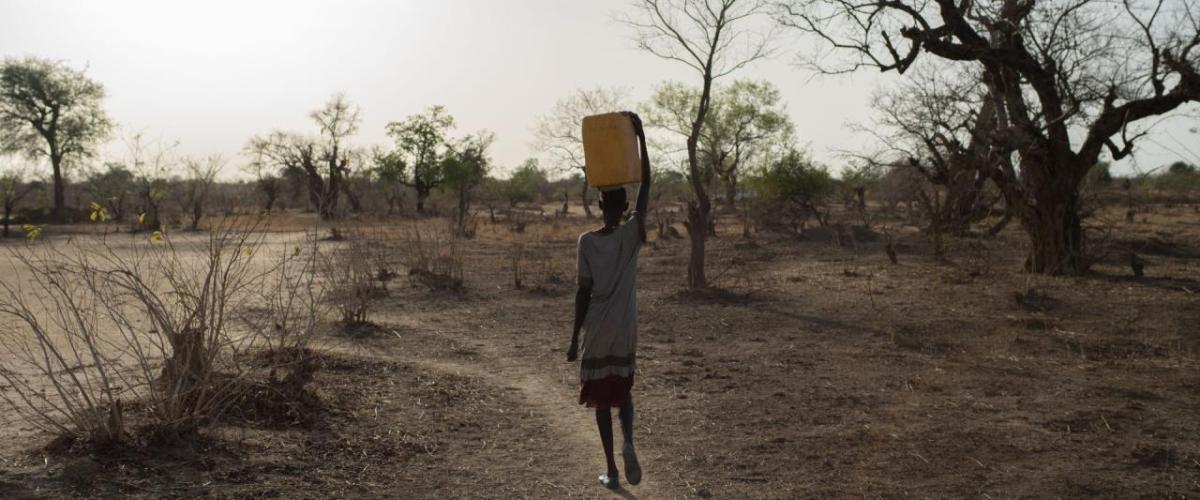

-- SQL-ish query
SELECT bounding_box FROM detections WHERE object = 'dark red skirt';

[579,374,634,409]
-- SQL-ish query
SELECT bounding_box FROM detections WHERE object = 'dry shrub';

[242,229,330,386]
[215,229,335,428]
[531,225,567,289]
[957,238,995,277]
[510,241,526,289]
[404,221,465,290]
[654,208,678,239]
[507,207,532,234]
[0,218,277,444]
[321,226,382,327]
[459,213,478,239]
[509,225,567,292]
[0,253,127,444]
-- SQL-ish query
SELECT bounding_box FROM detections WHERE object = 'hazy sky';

[1,0,1196,179]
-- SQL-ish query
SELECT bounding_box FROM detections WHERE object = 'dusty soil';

[0,201,1198,498]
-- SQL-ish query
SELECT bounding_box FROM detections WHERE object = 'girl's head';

[598,187,628,227]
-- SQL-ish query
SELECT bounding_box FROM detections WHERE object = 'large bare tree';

[780,0,1200,274]
[535,87,630,218]
[0,57,112,222]
[855,64,1007,236]
[246,93,360,220]
[626,0,774,288]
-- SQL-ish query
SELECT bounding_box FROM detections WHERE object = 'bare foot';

[622,443,642,486]
[599,472,620,490]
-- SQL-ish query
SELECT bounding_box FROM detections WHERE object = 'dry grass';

[403,220,465,291]
[0,195,1197,497]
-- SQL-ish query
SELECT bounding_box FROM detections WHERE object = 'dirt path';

[328,323,673,499]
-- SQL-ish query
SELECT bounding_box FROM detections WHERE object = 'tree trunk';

[110,198,125,223]
[416,185,429,213]
[684,99,713,288]
[259,178,279,212]
[341,183,362,213]
[385,188,403,215]
[190,203,202,231]
[685,201,709,289]
[51,152,67,223]
[457,187,468,232]
[724,176,738,212]
[146,200,162,232]
[161,327,207,412]
[324,167,341,220]
[941,166,988,235]
[1022,190,1085,275]
[304,170,327,219]
[681,51,718,289]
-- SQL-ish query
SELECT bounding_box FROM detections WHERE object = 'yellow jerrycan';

[581,112,641,190]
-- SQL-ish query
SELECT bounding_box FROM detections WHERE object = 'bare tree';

[0,57,112,222]
[178,155,224,231]
[854,65,1007,236]
[535,87,630,218]
[780,0,1200,274]
[242,152,283,212]
[246,93,360,220]
[123,134,176,232]
[625,0,775,288]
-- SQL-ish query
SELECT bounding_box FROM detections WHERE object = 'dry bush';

[404,221,465,290]
[508,225,568,292]
[321,226,381,327]
[506,207,537,234]
[226,230,333,423]
[0,252,127,444]
[654,207,681,239]
[459,213,479,239]
[0,219,276,443]
[531,225,567,289]
[510,241,526,289]
[242,229,330,366]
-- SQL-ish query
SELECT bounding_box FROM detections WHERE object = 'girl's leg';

[618,398,634,445]
[595,408,619,483]
[618,397,642,485]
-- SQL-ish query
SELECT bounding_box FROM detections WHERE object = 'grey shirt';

[576,215,642,381]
